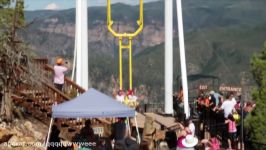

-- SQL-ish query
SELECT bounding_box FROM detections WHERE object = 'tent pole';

[134,116,141,144]
[126,117,131,136]
[45,118,54,150]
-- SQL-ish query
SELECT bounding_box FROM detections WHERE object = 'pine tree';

[245,42,266,149]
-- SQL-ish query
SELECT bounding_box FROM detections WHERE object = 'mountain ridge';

[22,0,266,102]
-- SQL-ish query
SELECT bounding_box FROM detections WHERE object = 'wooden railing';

[43,64,86,96]
[32,58,48,66]
[41,82,71,104]
[17,58,114,130]
[18,59,72,103]
[31,58,86,100]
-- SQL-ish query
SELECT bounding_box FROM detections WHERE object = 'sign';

[219,86,242,92]
[199,85,208,90]
[92,126,104,137]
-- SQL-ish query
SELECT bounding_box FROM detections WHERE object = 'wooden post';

[143,116,156,150]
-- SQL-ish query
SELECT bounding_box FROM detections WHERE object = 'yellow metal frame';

[107,0,143,90]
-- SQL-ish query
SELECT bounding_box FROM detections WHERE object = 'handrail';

[30,58,86,99]
[44,64,86,95]
[41,81,71,103]
[14,58,115,132]
[18,60,71,103]
[32,58,48,65]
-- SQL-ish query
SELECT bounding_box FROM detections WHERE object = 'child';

[225,114,237,150]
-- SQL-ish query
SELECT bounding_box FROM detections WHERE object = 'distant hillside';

[21,0,266,103]
[23,0,266,56]
[135,24,266,88]
[87,24,266,102]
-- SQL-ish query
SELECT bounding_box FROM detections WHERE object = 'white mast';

[164,0,174,114]
[176,0,190,118]
[75,0,89,90]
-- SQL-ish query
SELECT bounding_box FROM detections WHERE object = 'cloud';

[44,3,59,10]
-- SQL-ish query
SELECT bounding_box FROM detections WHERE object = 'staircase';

[10,58,110,140]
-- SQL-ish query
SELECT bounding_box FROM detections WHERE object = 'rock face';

[0,119,47,150]
[25,19,166,56]
[0,129,13,143]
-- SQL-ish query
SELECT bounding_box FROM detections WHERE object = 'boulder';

[8,135,20,147]
[0,129,13,143]
[8,135,35,148]
[24,121,32,130]
[32,130,44,141]
[0,122,7,129]
[12,127,23,137]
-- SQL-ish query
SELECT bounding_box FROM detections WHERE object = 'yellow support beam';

[129,38,133,90]
[119,38,123,90]
[107,0,143,91]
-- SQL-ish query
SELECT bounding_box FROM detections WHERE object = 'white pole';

[164,0,174,114]
[45,118,54,150]
[76,0,81,86]
[176,0,190,118]
[126,117,131,136]
[134,116,141,144]
[71,13,77,81]
[76,0,89,90]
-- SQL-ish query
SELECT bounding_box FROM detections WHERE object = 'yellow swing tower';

[107,0,143,91]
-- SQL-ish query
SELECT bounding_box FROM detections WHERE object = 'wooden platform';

[131,112,181,130]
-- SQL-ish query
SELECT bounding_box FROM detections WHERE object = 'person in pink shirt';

[225,114,237,150]
[53,58,68,91]
[176,121,193,149]
[201,132,220,150]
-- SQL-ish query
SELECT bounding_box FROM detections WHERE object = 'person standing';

[48,119,62,150]
[225,114,237,150]
[217,94,235,119]
[187,118,196,137]
[53,57,68,91]
[115,90,125,103]
[111,118,126,141]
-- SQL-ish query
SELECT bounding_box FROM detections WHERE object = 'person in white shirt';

[218,94,235,118]
[115,90,125,103]
[229,93,237,106]
[53,58,68,91]
[126,89,138,108]
[188,119,196,137]
[127,90,138,102]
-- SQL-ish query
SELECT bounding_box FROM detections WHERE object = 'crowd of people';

[199,90,255,149]
[174,89,256,150]
[47,89,256,150]
[52,57,257,150]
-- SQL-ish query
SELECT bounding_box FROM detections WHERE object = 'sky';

[24,0,160,11]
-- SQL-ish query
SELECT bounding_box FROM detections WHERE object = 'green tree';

[245,42,266,149]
